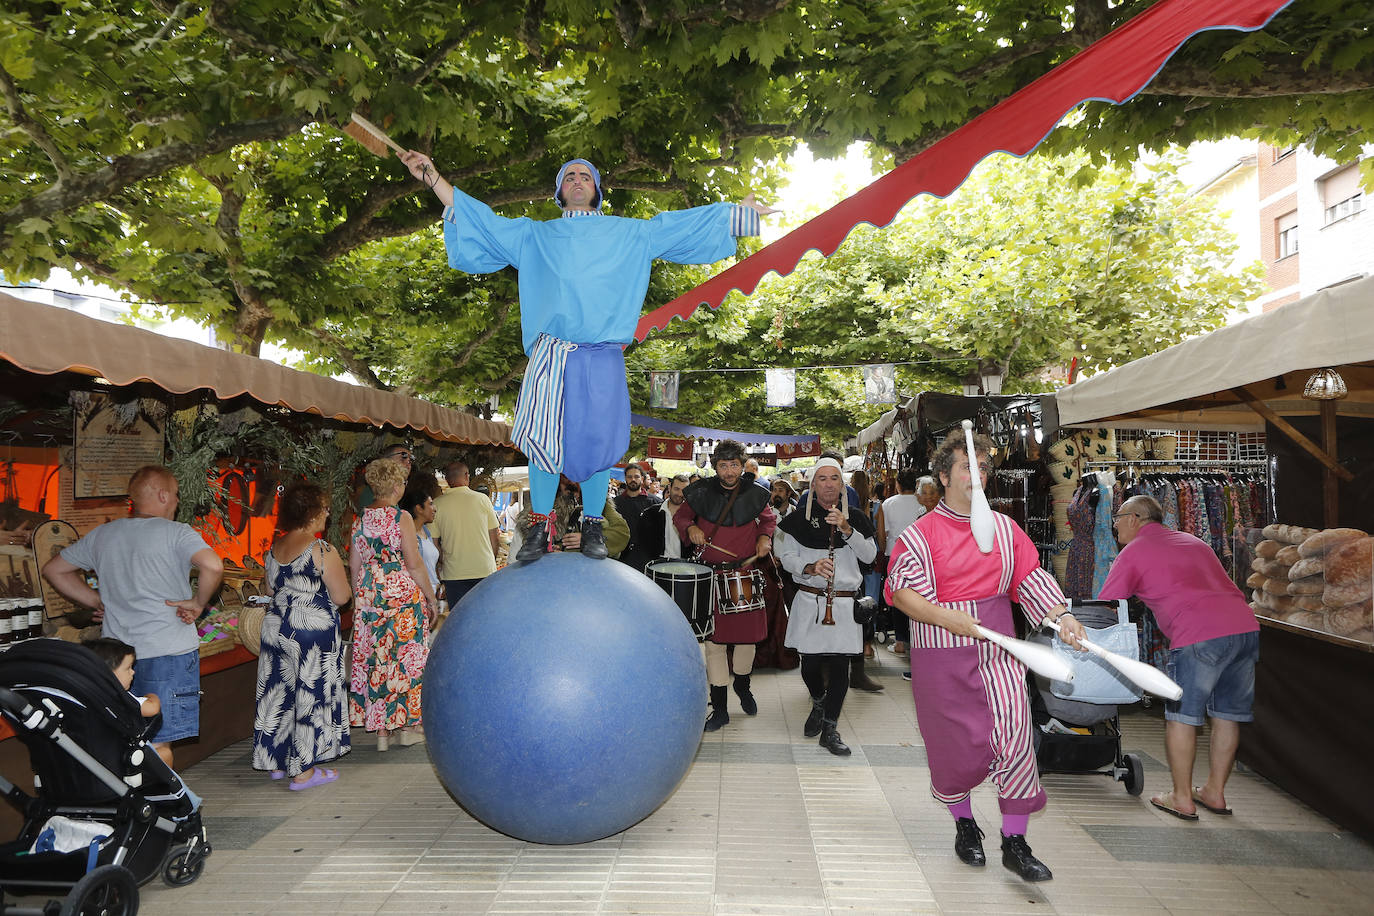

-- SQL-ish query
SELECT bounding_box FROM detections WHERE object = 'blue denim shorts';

[1165,631,1259,726]
[131,649,200,742]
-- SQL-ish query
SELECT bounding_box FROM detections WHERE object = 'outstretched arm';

[398,150,454,207]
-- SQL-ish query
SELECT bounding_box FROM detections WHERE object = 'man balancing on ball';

[399,150,776,563]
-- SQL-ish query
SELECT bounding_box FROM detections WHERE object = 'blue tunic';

[440,190,753,479]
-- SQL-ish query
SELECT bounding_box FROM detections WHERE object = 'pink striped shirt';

[885,502,1066,649]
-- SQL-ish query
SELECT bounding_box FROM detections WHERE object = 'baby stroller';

[0,638,211,915]
[1028,599,1145,796]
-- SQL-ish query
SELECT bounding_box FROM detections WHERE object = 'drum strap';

[698,484,743,559]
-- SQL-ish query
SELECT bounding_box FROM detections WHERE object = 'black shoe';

[516,520,550,564]
[901,670,911,681]
[1001,834,1052,882]
[733,674,758,715]
[849,656,885,692]
[819,719,851,756]
[704,685,729,732]
[954,817,986,867]
[580,517,608,559]
[803,698,824,738]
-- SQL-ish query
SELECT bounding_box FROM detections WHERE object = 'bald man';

[44,465,223,766]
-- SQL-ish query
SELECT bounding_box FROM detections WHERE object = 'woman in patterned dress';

[252,482,353,789]
[349,458,437,751]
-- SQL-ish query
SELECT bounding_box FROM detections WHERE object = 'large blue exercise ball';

[423,552,706,844]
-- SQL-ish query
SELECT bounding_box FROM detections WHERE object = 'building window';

[1276,210,1299,258]
[1322,165,1364,225]
[1273,146,1297,162]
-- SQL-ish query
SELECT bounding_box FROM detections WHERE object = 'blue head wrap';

[554,158,602,209]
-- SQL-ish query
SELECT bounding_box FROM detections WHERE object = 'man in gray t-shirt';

[44,466,223,759]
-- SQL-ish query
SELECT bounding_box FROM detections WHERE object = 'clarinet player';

[776,459,877,755]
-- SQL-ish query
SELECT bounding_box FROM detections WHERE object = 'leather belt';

[797,584,858,599]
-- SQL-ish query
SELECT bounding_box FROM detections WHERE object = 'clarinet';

[821,521,837,625]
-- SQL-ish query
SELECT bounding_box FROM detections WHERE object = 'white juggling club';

[1042,618,1184,701]
[973,625,1075,683]
[962,419,995,553]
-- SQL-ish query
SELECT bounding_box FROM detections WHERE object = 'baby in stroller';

[0,638,211,914]
[85,638,173,769]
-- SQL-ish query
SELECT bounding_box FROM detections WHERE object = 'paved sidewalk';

[136,650,1373,915]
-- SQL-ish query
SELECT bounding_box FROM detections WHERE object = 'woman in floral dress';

[252,482,353,789]
[349,457,438,751]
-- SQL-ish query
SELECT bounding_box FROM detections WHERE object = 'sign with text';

[73,394,166,498]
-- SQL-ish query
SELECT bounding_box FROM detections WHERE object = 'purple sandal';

[289,768,339,791]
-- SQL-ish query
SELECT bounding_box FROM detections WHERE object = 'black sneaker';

[516,520,550,564]
[954,817,986,866]
[580,517,608,559]
[1001,834,1052,882]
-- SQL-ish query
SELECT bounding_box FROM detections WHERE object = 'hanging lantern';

[1302,368,1348,400]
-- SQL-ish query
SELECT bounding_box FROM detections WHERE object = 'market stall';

[0,293,514,796]
[1053,275,1374,839]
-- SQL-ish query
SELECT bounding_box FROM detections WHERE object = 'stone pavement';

[135,650,1374,914]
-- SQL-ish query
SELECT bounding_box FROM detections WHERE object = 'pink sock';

[948,799,974,820]
[1002,813,1029,837]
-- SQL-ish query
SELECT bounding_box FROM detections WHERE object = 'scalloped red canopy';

[634,0,1294,342]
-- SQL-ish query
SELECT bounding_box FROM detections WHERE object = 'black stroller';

[0,638,211,915]
[1028,599,1145,796]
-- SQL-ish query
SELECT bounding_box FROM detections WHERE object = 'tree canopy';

[624,150,1265,446]
[1,0,1367,417]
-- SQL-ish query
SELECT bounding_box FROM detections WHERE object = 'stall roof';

[1055,276,1374,431]
[0,293,513,447]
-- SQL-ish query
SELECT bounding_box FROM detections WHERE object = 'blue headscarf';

[554,158,602,209]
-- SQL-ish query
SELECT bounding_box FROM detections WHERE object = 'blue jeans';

[132,649,200,742]
[1165,631,1259,726]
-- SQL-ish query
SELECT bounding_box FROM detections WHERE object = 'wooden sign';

[73,394,166,498]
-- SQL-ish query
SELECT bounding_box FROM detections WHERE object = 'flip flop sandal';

[1150,795,1199,821]
[289,768,339,791]
[1192,788,1233,815]
[270,770,285,780]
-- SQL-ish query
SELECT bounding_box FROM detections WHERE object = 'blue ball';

[423,552,707,844]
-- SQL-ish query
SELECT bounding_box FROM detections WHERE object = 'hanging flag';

[649,371,679,409]
[777,440,822,459]
[647,436,694,460]
[863,364,896,404]
[765,368,795,408]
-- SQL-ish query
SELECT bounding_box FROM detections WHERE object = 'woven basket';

[237,605,266,656]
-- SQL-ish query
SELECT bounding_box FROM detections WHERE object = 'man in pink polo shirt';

[1098,494,1259,821]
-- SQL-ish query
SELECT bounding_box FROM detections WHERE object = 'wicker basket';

[237,604,266,656]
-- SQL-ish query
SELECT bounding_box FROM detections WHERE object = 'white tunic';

[777,524,877,655]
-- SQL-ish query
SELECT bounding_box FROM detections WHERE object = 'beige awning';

[0,292,513,447]
[1055,276,1374,431]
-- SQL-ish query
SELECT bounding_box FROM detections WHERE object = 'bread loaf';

[1347,628,1374,643]
[1286,610,1326,629]
[1262,577,1294,596]
[1255,540,1282,560]
[1292,595,1326,612]
[1288,556,1325,580]
[1327,600,1374,637]
[1262,524,1320,545]
[1275,544,1302,566]
[1246,571,1267,589]
[1297,528,1368,558]
[1250,557,1291,579]
[1287,575,1326,596]
[1324,537,1373,589]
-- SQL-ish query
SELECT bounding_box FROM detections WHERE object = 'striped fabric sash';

[511,333,574,475]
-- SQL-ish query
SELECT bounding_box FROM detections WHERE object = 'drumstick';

[974,624,1075,683]
[1042,618,1183,700]
[962,420,995,554]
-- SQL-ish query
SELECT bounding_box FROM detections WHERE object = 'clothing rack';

[1081,459,1268,469]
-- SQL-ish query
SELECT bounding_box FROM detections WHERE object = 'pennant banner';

[632,0,1293,342]
[647,435,695,460]
[765,368,796,408]
[776,440,822,459]
[649,371,679,409]
[631,412,820,448]
[863,364,896,404]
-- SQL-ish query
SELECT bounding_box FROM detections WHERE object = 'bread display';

[1296,528,1367,558]
[1249,527,1373,643]
[1275,544,1303,566]
[1288,556,1325,580]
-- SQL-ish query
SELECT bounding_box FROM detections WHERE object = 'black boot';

[516,519,550,564]
[849,655,885,692]
[704,685,729,732]
[580,517,608,559]
[733,674,757,715]
[1001,834,1053,882]
[954,817,986,866]
[818,718,851,756]
[803,697,825,738]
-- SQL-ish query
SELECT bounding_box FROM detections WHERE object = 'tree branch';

[1141,60,1374,98]
[479,359,527,391]
[0,112,314,251]
[0,61,73,183]
[405,34,467,87]
[307,326,390,390]
[204,0,328,81]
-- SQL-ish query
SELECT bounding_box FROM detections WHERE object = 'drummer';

[675,440,777,731]
[775,459,878,756]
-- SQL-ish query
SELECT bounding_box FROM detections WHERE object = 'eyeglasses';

[1112,512,1138,521]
